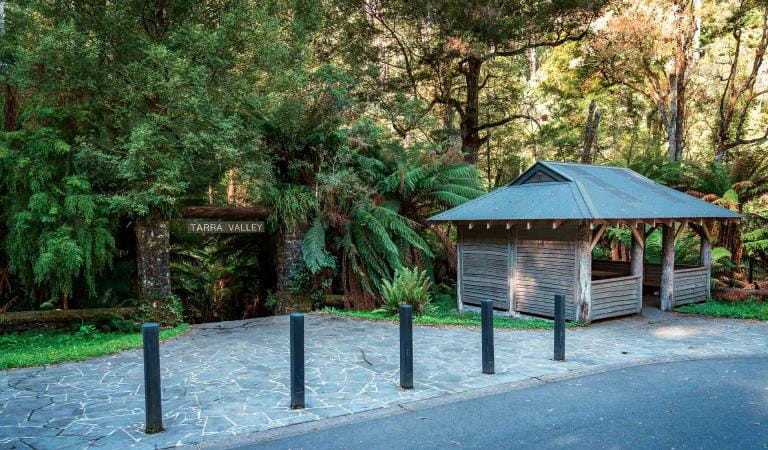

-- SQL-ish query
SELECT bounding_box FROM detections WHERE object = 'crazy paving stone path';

[1,311,767,449]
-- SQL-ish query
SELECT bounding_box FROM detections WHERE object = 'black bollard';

[554,294,565,361]
[142,323,164,434]
[481,299,495,374]
[290,313,305,409]
[399,304,414,389]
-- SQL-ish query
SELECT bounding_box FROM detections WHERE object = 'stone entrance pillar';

[276,227,311,313]
[136,217,171,300]
[277,227,305,292]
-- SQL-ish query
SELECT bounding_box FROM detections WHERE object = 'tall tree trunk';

[719,222,743,270]
[440,104,460,152]
[581,100,602,164]
[666,74,679,162]
[693,0,703,60]
[461,57,484,164]
[3,84,18,132]
[136,217,171,300]
[227,169,236,205]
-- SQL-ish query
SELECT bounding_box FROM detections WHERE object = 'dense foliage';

[1,0,767,320]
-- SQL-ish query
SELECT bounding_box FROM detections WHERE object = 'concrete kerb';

[186,352,768,450]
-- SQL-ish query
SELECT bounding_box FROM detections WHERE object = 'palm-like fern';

[357,143,485,224]
[171,237,263,322]
[296,136,483,308]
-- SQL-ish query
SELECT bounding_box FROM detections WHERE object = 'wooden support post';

[630,224,645,312]
[575,223,592,323]
[700,227,712,297]
[660,223,676,311]
[457,228,463,312]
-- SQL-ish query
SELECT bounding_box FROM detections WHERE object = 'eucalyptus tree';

[584,0,700,163]
[327,0,608,164]
[712,0,768,162]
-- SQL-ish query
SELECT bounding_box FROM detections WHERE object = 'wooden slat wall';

[460,226,510,310]
[592,260,631,275]
[673,267,709,306]
[643,263,698,287]
[514,224,577,320]
[644,264,662,287]
[591,275,642,320]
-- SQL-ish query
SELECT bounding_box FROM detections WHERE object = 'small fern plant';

[378,267,433,316]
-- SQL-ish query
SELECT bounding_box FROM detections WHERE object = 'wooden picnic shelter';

[428,161,742,323]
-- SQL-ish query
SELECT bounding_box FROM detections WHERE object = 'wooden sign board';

[186,221,266,234]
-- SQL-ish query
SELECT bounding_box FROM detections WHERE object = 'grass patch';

[324,295,582,329]
[675,299,768,321]
[0,324,189,369]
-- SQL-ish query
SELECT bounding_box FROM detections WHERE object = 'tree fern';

[302,217,335,274]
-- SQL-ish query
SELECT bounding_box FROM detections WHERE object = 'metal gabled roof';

[428,161,742,222]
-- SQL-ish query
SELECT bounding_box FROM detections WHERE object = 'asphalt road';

[230,357,768,449]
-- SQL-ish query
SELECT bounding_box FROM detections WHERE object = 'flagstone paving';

[1,311,767,449]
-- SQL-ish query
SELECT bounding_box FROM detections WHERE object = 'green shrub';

[676,299,768,321]
[88,314,139,333]
[379,267,433,315]
[75,324,97,337]
[138,295,184,327]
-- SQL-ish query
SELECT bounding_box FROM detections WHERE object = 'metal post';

[142,323,164,434]
[554,294,565,361]
[290,313,305,409]
[481,299,495,374]
[399,304,414,389]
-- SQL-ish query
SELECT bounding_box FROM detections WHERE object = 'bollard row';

[141,293,567,434]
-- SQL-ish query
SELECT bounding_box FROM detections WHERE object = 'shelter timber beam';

[628,224,645,249]
[182,206,272,220]
[645,224,659,238]
[673,222,687,243]
[590,223,607,251]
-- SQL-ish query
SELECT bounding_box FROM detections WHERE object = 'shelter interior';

[457,219,717,322]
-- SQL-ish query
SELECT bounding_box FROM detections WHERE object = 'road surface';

[220,357,768,449]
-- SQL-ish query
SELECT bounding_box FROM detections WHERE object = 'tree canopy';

[1,0,767,317]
